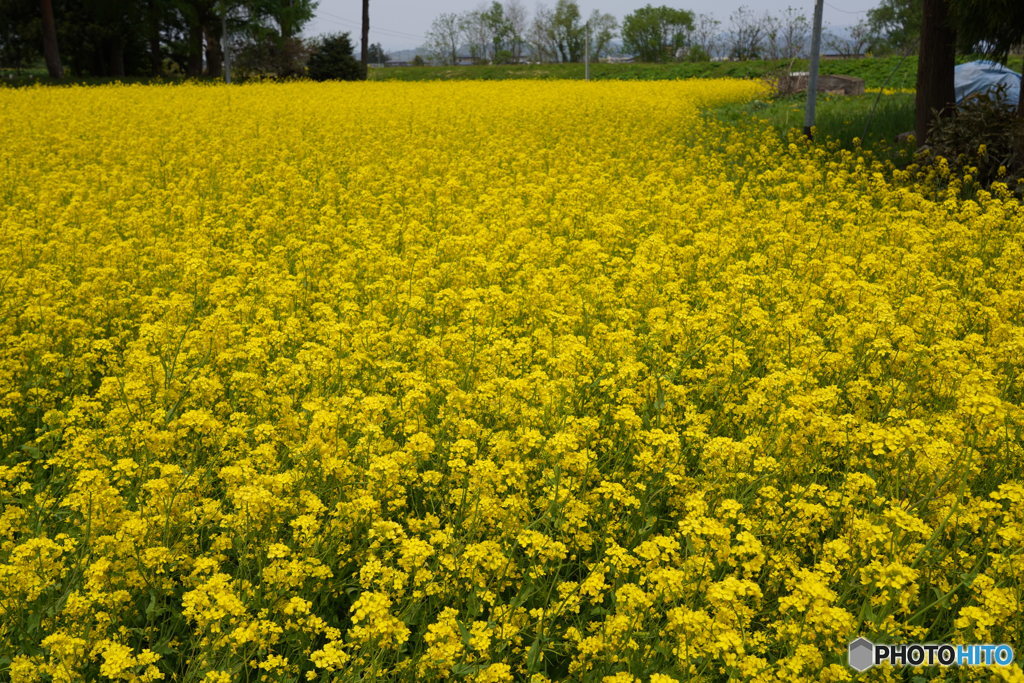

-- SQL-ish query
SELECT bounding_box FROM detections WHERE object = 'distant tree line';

[423,2,920,66]
[424,0,615,65]
[0,0,335,79]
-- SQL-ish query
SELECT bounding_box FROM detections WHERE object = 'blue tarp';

[954,60,1021,108]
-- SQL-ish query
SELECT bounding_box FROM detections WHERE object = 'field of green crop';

[368,56,921,90]
[371,54,1022,94]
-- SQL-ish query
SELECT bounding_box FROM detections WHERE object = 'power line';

[824,3,867,15]
[317,12,418,38]
[315,17,424,44]
[316,10,425,41]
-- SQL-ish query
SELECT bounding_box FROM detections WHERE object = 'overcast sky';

[305,1,878,50]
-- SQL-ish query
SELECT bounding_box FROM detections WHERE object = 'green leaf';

[527,636,542,671]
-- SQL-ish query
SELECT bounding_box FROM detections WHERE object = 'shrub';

[922,86,1024,196]
[308,32,366,81]
[233,36,309,80]
[684,45,711,62]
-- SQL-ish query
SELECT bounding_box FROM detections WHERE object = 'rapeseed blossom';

[1,79,1023,680]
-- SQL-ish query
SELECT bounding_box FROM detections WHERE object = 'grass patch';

[370,56,923,89]
[709,92,917,164]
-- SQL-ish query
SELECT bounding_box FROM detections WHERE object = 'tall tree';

[425,12,461,65]
[825,20,875,58]
[9,0,320,79]
[775,6,809,60]
[529,5,559,62]
[588,9,618,60]
[690,13,720,60]
[505,0,528,61]
[39,0,63,78]
[0,0,40,70]
[174,0,213,76]
[727,6,769,61]
[241,0,317,77]
[622,5,693,63]
[94,0,132,76]
[480,1,513,62]
[260,0,314,39]
[762,11,782,59]
[204,14,223,77]
[867,0,920,54]
[915,0,956,143]
[367,41,385,64]
[146,0,169,76]
[460,8,491,63]
[54,0,150,77]
[551,0,584,62]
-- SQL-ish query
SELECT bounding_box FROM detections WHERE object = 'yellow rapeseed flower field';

[1,80,1023,682]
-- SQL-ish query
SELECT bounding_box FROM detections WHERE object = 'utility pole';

[803,0,824,139]
[361,0,370,78]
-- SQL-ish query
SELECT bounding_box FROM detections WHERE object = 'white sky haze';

[306,0,879,50]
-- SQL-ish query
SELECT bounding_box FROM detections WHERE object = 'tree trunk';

[187,18,204,77]
[107,40,125,78]
[39,0,63,79]
[1018,74,1023,119]
[361,0,369,77]
[915,0,957,145]
[148,0,163,76]
[205,24,223,78]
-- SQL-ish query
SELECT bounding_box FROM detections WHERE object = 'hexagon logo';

[849,637,875,672]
